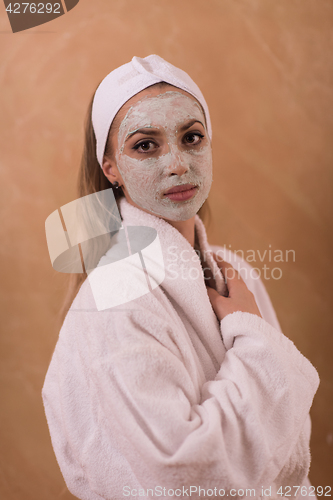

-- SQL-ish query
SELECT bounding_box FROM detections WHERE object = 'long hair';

[59,82,211,324]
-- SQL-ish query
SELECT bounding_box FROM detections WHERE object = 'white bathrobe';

[42,197,319,500]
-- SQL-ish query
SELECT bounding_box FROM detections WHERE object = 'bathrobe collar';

[117,197,227,371]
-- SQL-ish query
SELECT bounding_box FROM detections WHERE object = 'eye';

[183,132,204,146]
[132,140,158,153]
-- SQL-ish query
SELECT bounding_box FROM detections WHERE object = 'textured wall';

[0,0,332,498]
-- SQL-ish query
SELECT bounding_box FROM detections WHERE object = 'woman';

[42,55,319,500]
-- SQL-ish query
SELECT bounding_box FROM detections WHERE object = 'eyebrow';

[125,119,205,142]
[178,119,205,132]
[125,128,160,142]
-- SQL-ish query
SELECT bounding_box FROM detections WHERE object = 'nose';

[167,145,189,176]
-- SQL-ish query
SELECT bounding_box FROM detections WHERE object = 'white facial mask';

[115,91,213,221]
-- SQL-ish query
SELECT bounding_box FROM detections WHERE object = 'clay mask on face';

[115,91,213,221]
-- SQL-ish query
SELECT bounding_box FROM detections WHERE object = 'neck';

[166,217,196,248]
[122,194,197,248]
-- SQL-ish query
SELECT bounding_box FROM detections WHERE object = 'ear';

[102,156,119,184]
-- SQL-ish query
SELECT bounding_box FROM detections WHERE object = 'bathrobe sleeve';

[44,284,319,499]
[208,247,318,498]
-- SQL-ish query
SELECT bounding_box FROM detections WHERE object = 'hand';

[206,254,262,322]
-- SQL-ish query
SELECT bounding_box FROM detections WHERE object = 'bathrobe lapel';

[118,198,227,375]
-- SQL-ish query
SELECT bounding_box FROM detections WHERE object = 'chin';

[158,204,203,222]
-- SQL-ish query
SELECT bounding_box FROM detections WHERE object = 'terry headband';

[91,54,213,167]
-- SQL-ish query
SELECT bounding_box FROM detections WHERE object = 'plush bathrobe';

[42,197,319,500]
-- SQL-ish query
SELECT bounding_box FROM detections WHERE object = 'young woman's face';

[106,85,213,222]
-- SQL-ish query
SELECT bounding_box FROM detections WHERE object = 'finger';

[206,285,226,307]
[206,285,219,298]
[212,252,233,272]
[212,254,245,290]
[212,253,238,278]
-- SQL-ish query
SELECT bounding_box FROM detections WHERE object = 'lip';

[164,183,197,195]
[164,184,198,202]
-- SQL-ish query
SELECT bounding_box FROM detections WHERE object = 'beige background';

[0,0,332,498]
